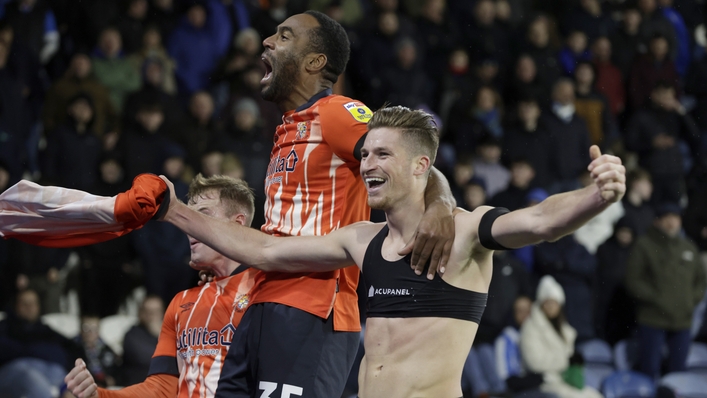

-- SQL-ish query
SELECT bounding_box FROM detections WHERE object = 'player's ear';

[305,53,327,74]
[413,155,431,176]
[232,213,247,226]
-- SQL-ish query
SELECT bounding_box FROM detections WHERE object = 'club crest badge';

[235,294,250,311]
[296,122,309,140]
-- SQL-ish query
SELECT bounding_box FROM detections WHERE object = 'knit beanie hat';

[536,275,565,305]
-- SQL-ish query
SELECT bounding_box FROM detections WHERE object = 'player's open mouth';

[365,177,386,192]
[261,57,273,83]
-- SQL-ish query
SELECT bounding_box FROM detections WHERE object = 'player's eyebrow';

[277,26,296,37]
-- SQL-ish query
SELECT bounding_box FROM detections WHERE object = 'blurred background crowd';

[0,0,707,397]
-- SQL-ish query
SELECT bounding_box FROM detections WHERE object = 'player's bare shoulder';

[344,221,386,247]
[337,221,386,266]
[453,206,497,253]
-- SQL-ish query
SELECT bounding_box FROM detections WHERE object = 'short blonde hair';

[187,174,255,226]
[368,106,439,163]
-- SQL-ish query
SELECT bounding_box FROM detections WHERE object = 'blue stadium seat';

[579,338,614,365]
[686,342,707,371]
[660,372,707,398]
[614,339,638,371]
[585,364,615,391]
[602,371,655,398]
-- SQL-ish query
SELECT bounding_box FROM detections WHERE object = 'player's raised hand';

[158,175,179,221]
[64,359,98,398]
[399,204,455,280]
[587,145,626,203]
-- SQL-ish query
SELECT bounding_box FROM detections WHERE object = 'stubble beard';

[262,51,300,104]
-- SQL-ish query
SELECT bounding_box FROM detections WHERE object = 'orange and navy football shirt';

[149,267,257,397]
[253,89,372,332]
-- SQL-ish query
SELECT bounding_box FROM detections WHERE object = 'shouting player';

[210,11,455,398]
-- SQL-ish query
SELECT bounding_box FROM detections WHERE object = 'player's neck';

[278,78,332,112]
[385,197,426,246]
[211,259,242,278]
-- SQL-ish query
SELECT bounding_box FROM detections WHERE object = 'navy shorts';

[215,303,359,398]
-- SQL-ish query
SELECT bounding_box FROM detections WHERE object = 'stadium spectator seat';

[41,313,80,339]
[614,339,639,371]
[660,372,707,398]
[578,338,615,389]
[602,371,655,398]
[686,342,707,372]
[585,364,615,390]
[579,338,614,365]
[99,314,137,356]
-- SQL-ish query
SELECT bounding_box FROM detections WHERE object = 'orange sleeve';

[152,295,179,360]
[0,174,168,248]
[114,174,169,228]
[97,374,178,398]
[319,99,371,165]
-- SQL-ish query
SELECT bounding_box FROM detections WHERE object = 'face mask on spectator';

[552,102,575,123]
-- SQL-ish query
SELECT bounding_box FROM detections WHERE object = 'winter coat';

[626,225,706,330]
[520,304,575,384]
[521,306,602,398]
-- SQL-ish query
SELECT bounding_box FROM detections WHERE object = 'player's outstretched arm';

[484,145,626,249]
[158,176,372,272]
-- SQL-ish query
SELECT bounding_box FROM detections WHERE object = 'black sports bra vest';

[362,225,488,323]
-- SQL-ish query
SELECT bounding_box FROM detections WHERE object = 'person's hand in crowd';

[588,145,626,203]
[64,359,98,398]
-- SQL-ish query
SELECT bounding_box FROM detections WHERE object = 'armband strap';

[479,207,511,250]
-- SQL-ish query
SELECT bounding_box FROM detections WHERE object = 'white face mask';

[552,102,575,123]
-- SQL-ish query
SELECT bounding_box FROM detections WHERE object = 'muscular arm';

[491,184,611,249]
[97,374,178,398]
[163,192,375,272]
[463,146,625,251]
[424,167,456,211]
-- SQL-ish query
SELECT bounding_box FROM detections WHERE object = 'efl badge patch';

[235,294,250,311]
[296,121,309,140]
[343,101,373,123]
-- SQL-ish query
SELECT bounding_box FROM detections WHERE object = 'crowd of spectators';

[0,0,707,397]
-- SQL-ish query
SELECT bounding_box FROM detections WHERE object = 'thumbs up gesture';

[587,145,626,203]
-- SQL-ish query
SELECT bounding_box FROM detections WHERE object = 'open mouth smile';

[365,177,386,193]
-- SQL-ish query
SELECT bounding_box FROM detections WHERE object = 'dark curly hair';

[303,10,350,84]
